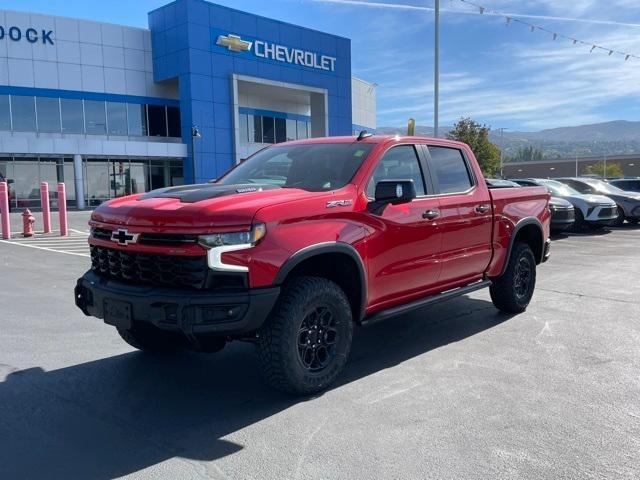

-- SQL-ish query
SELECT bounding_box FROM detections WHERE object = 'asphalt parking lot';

[1,212,639,480]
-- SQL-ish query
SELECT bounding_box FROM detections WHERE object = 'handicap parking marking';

[0,230,91,257]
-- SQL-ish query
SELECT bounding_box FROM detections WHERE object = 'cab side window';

[428,146,473,194]
[366,145,426,197]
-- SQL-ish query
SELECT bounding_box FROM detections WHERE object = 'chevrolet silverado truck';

[75,135,551,395]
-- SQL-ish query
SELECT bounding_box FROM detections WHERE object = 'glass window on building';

[0,95,11,131]
[0,157,14,207]
[297,120,309,139]
[13,158,40,208]
[127,103,147,136]
[262,116,275,143]
[109,159,129,197]
[85,160,110,207]
[84,100,106,135]
[149,160,167,190]
[252,115,262,143]
[169,161,184,186]
[129,161,149,194]
[285,119,297,141]
[167,106,181,137]
[62,158,77,207]
[275,118,286,143]
[148,105,167,137]
[36,97,61,133]
[238,113,248,143]
[61,99,84,134]
[11,96,36,132]
[107,102,128,136]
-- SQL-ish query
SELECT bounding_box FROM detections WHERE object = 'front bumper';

[75,270,280,336]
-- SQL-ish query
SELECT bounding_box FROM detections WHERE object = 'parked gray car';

[609,178,640,194]
[556,177,640,226]
[513,178,616,230]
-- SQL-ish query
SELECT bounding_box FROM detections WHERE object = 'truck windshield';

[217,143,374,192]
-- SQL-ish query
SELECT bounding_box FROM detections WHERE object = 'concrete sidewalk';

[1,210,92,238]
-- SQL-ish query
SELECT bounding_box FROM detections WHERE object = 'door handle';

[475,204,490,214]
[422,209,440,220]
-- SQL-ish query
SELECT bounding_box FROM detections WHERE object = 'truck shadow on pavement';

[0,296,509,480]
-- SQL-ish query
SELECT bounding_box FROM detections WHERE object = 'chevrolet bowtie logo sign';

[216,34,252,52]
[214,32,337,72]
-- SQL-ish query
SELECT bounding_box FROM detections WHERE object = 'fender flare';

[274,242,368,322]
[499,217,545,276]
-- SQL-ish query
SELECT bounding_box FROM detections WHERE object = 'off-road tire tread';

[490,242,536,314]
[256,276,353,395]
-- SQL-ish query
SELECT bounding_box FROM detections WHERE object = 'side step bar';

[361,280,492,326]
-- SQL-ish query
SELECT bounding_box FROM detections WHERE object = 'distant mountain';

[376,121,640,160]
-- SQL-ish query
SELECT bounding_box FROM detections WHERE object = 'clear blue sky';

[3,0,639,131]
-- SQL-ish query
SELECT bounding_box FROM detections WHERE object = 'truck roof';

[279,135,470,150]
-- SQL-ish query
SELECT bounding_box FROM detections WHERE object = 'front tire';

[256,276,353,395]
[572,209,584,232]
[613,205,625,227]
[490,242,537,314]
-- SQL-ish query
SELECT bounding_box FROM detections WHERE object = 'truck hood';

[91,183,316,229]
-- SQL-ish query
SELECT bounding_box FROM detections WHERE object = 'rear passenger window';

[428,146,473,194]
[366,145,426,197]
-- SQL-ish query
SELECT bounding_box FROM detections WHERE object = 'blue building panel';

[149,0,353,183]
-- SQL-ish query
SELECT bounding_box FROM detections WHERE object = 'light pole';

[497,127,508,178]
[434,0,440,138]
[191,126,201,184]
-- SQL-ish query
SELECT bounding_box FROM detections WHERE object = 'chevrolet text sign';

[216,34,337,72]
[0,26,54,44]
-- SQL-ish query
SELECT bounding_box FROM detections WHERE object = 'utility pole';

[434,0,439,138]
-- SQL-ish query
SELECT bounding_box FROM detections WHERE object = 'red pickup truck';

[76,135,551,394]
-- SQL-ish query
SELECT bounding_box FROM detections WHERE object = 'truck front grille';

[90,245,209,290]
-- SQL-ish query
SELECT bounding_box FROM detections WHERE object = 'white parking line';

[0,231,91,257]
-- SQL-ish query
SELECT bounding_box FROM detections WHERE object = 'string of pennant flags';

[456,0,640,61]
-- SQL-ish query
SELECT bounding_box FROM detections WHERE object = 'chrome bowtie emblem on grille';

[216,34,252,52]
[111,229,139,246]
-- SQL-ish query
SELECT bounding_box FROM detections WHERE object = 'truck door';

[364,144,443,310]
[424,145,493,287]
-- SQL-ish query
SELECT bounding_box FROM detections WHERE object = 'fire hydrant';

[22,208,35,237]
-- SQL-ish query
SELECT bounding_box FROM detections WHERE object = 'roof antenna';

[357,130,373,141]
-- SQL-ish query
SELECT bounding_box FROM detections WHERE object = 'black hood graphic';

[138,183,281,203]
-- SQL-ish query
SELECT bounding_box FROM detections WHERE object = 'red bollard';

[40,182,51,234]
[57,182,68,237]
[0,181,10,239]
[22,208,35,237]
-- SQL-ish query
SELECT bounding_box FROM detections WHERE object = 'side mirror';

[369,180,416,214]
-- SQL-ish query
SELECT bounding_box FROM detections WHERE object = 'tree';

[446,117,501,177]
[513,146,545,162]
[584,162,623,178]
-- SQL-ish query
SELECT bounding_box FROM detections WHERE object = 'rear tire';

[490,242,537,314]
[256,276,353,395]
[117,325,182,353]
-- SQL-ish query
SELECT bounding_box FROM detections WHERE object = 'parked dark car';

[511,179,576,232]
[609,178,640,194]
[556,177,640,226]
[486,179,521,188]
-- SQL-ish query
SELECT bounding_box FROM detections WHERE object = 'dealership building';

[0,0,376,208]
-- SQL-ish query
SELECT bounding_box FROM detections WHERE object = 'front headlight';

[198,223,266,249]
